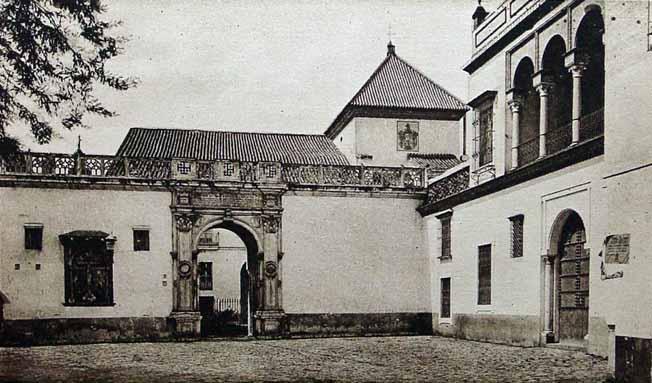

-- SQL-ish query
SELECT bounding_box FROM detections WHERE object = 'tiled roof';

[116,128,349,165]
[407,153,462,178]
[350,48,467,111]
[325,43,467,138]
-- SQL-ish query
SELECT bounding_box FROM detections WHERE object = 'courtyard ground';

[0,335,609,382]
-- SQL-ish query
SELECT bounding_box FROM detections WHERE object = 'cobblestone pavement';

[0,336,609,382]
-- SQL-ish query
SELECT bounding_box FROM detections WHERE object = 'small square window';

[35,264,41,270]
[177,161,191,175]
[223,162,234,177]
[133,229,150,251]
[14,264,20,270]
[24,225,43,250]
[265,164,277,178]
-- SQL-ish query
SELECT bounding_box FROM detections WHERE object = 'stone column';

[542,254,553,340]
[569,64,587,145]
[170,213,201,336]
[255,215,285,335]
[536,83,554,158]
[508,99,522,170]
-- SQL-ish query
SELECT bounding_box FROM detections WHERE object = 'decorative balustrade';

[546,122,572,155]
[0,152,426,189]
[426,166,470,205]
[281,164,425,188]
[512,107,604,169]
[516,137,539,167]
[579,108,604,141]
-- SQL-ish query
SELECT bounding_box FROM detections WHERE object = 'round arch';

[193,217,262,257]
[575,7,605,118]
[512,56,540,165]
[547,208,585,258]
[540,35,572,147]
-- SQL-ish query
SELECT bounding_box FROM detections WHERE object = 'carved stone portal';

[170,188,285,337]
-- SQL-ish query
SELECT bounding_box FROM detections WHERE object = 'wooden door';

[558,215,589,342]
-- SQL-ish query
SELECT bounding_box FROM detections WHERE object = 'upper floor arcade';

[463,0,606,186]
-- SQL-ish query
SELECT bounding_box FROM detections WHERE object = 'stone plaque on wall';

[605,234,630,264]
[192,190,265,209]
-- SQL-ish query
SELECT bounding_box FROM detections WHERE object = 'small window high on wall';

[24,224,43,250]
[478,244,492,305]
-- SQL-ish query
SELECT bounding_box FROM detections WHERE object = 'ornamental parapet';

[425,165,470,205]
[0,152,426,190]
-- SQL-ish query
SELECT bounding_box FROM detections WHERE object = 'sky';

[11,0,499,155]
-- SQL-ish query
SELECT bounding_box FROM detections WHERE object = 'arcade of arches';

[508,8,604,169]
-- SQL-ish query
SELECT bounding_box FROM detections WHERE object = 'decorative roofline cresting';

[0,152,427,190]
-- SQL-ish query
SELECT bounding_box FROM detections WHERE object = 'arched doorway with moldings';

[546,210,590,346]
[193,220,262,337]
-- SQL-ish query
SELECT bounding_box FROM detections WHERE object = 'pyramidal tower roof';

[325,42,467,138]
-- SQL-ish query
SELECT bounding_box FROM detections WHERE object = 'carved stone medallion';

[178,261,192,278]
[264,261,278,278]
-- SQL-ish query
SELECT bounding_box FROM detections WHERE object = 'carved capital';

[568,63,588,78]
[536,82,555,97]
[508,99,522,114]
[175,214,196,232]
[261,215,280,233]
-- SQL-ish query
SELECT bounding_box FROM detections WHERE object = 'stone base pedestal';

[170,311,201,337]
[255,310,286,336]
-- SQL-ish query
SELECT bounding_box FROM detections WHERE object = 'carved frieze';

[190,190,281,210]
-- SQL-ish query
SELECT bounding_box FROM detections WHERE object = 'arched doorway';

[549,210,589,344]
[194,220,261,337]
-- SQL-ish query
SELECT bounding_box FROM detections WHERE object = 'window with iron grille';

[439,214,452,260]
[223,162,234,176]
[478,107,493,166]
[478,244,492,305]
[441,277,451,319]
[133,229,150,251]
[63,238,113,306]
[177,161,191,175]
[199,262,213,290]
[510,215,524,258]
[24,225,43,250]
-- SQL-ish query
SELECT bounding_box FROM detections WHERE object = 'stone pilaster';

[171,213,201,336]
[542,254,554,341]
[254,214,285,335]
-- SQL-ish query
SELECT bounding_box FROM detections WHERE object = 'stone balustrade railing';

[0,152,426,189]
[425,165,470,205]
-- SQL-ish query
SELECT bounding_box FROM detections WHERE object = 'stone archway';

[169,187,285,337]
[194,221,260,337]
[544,209,589,345]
